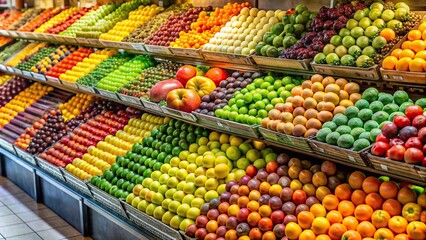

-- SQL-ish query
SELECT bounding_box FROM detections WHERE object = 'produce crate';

[252,55,311,70]
[60,80,79,90]
[0,137,16,154]
[45,76,61,86]
[144,45,172,55]
[180,231,194,240]
[14,147,37,166]
[201,50,254,66]
[35,157,65,181]
[61,36,77,44]
[117,93,144,107]
[308,138,370,167]
[8,31,18,38]
[192,112,260,138]
[160,106,197,122]
[121,201,183,240]
[311,62,381,80]
[141,100,162,112]
[258,127,313,152]
[87,183,128,218]
[169,48,203,59]
[380,68,426,85]
[96,89,119,100]
[128,42,146,52]
[31,73,47,81]
[99,40,127,49]
[61,169,92,196]
[76,83,97,94]
[367,153,424,182]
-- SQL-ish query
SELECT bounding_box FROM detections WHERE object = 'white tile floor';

[0,176,91,240]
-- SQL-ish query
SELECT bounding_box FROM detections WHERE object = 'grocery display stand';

[0,1,425,240]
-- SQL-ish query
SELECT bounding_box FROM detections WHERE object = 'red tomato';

[376,134,389,143]
[371,141,390,157]
[405,105,424,120]
[386,145,406,161]
[405,137,423,149]
[394,115,411,129]
[404,147,424,164]
[205,67,229,87]
[292,190,307,205]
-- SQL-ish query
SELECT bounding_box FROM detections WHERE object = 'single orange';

[408,30,422,41]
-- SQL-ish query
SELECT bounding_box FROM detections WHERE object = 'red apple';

[405,105,423,120]
[386,145,406,161]
[270,210,285,224]
[418,127,426,143]
[413,115,426,130]
[405,137,423,149]
[176,65,197,86]
[404,147,424,164]
[205,68,228,87]
[236,208,250,222]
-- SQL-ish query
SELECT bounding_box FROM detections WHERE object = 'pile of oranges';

[382,22,426,72]
[170,2,250,49]
[261,75,361,137]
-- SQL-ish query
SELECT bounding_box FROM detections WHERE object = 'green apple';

[260,148,274,158]
[158,174,170,185]
[137,200,149,212]
[162,199,172,210]
[183,182,197,194]
[177,181,186,191]
[178,162,188,172]
[149,181,161,192]
[182,194,195,205]
[265,152,278,163]
[191,198,205,208]
[205,178,219,190]
[206,168,216,178]
[142,178,153,188]
[151,192,164,205]
[131,196,142,208]
[126,193,135,204]
[194,167,206,176]
[234,170,246,182]
[186,163,197,173]
[150,171,162,181]
[165,188,177,199]
[168,200,181,213]
[194,187,207,198]
[186,207,200,220]
[167,177,179,188]
[194,175,207,187]
[162,211,175,225]
[169,215,184,230]
[246,149,260,162]
[215,155,229,165]
[157,185,168,196]
[187,153,198,163]
[160,164,171,174]
[185,173,196,183]
[176,169,188,181]
[217,184,226,195]
[176,203,190,217]
[168,167,179,177]
[172,190,185,202]
[170,157,181,167]
[153,206,166,220]
[139,188,149,200]
[204,190,219,202]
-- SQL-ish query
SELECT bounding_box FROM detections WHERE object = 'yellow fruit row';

[5,43,47,67]
[70,113,168,180]
[58,93,96,120]
[34,7,79,33]
[0,74,12,86]
[59,49,117,83]
[99,5,164,41]
[0,83,52,127]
